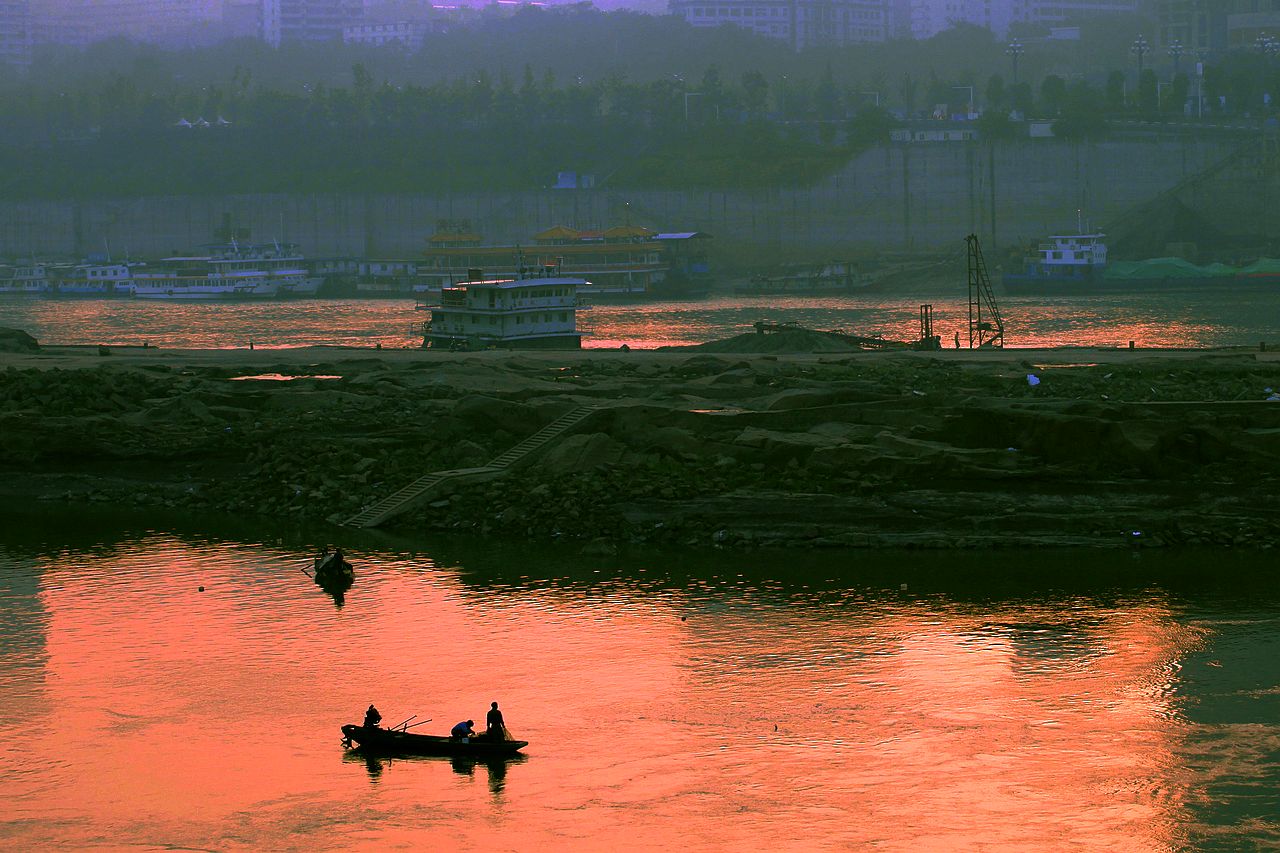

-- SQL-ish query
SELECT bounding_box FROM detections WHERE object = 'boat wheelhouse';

[1001,232,1108,292]
[416,225,667,299]
[421,266,585,350]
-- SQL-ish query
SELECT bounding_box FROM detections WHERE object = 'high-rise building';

[0,0,31,67]
[907,0,1138,40]
[669,0,890,49]
[30,0,224,48]
[1022,0,1137,29]
[1218,0,1279,51]
[909,0,1015,38]
[262,0,364,46]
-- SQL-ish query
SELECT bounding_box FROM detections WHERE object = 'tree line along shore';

[1,333,1278,552]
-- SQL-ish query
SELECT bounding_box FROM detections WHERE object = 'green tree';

[1010,82,1034,116]
[846,104,897,148]
[740,71,769,118]
[985,73,1006,111]
[1105,70,1125,111]
[1039,75,1066,114]
[1166,72,1189,114]
[1054,80,1107,139]
[898,74,918,114]
[814,63,840,120]
[1137,69,1158,114]
[975,108,1018,140]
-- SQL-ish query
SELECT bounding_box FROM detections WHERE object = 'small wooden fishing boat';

[314,550,353,580]
[341,724,529,757]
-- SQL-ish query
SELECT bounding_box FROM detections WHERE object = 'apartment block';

[668,0,890,49]
[263,0,364,46]
[0,0,30,67]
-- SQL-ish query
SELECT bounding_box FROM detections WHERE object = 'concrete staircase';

[341,404,601,529]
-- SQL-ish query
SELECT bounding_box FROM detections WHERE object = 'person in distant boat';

[451,719,476,740]
[486,702,506,739]
[363,704,382,729]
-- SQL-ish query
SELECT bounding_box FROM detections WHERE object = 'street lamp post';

[1196,52,1206,119]
[1005,39,1025,86]
[1131,34,1150,77]
[1168,39,1184,78]
[1257,35,1279,113]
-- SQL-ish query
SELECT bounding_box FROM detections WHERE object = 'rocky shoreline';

[2,333,1279,551]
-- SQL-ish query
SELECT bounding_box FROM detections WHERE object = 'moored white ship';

[0,263,49,295]
[132,256,276,299]
[206,241,323,297]
[420,264,586,349]
[416,225,668,299]
[45,261,139,297]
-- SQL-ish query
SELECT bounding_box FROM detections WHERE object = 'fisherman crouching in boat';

[450,719,477,741]
[363,704,382,729]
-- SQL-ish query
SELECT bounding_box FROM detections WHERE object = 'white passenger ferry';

[205,241,323,297]
[46,261,139,296]
[421,265,586,349]
[416,225,668,300]
[0,263,49,295]
[132,256,276,299]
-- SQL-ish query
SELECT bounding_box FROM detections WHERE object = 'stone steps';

[342,404,600,529]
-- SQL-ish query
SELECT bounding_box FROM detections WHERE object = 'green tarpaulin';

[1236,258,1280,277]
[1103,257,1237,282]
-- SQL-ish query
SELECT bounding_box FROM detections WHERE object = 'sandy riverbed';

[3,336,1278,551]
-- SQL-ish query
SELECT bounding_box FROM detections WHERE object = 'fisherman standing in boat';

[363,704,382,729]
[486,702,506,740]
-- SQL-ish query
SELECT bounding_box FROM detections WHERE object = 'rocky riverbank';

[2,334,1279,551]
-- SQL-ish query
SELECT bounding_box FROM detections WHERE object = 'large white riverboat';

[0,263,49,295]
[420,265,586,349]
[132,256,276,300]
[206,241,323,297]
[45,261,139,297]
[416,225,668,299]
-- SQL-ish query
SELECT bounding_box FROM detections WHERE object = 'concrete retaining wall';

[0,138,1239,260]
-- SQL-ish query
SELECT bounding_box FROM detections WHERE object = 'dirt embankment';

[2,340,1279,551]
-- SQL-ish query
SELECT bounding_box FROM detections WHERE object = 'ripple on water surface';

[0,528,1278,850]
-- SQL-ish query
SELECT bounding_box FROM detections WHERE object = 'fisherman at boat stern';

[486,702,505,738]
[364,704,382,728]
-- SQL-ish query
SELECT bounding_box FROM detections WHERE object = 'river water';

[0,283,1276,350]
[1,507,1278,851]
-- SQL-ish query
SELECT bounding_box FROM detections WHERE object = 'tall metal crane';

[966,234,1005,348]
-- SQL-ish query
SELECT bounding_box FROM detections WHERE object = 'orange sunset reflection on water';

[1,533,1257,852]
[0,285,1274,350]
